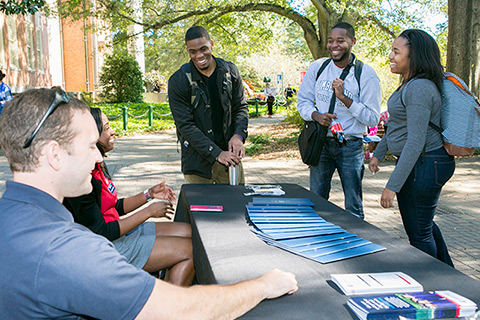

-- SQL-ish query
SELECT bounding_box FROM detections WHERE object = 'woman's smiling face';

[98,112,115,153]
[388,36,411,79]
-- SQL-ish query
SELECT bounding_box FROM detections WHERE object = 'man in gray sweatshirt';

[297,22,381,219]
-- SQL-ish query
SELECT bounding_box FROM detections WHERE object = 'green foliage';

[80,91,95,106]
[346,0,447,59]
[59,0,449,102]
[281,19,311,63]
[0,0,45,14]
[143,9,277,77]
[96,102,175,136]
[99,50,144,103]
[245,130,299,156]
[283,104,304,129]
[248,133,272,145]
[245,133,272,156]
[144,26,188,76]
[274,131,299,144]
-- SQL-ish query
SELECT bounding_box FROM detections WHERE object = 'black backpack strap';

[181,63,197,105]
[181,63,208,109]
[428,121,442,133]
[223,68,233,99]
[353,55,363,93]
[316,58,332,81]
[328,60,354,114]
[317,54,363,91]
[399,80,410,109]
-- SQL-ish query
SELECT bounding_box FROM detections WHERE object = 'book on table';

[331,272,423,296]
[190,205,223,212]
[347,290,477,320]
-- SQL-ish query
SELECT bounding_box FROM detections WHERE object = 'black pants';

[267,97,274,115]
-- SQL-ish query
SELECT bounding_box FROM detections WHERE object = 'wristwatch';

[143,189,153,202]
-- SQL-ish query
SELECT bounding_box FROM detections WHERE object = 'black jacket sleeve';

[115,198,126,216]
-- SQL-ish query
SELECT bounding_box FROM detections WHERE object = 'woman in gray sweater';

[369,29,455,266]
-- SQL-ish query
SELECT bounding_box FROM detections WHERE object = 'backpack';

[177,62,234,143]
[401,73,480,156]
[180,63,208,110]
[180,61,233,110]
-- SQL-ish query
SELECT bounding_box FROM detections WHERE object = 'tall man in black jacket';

[168,26,249,184]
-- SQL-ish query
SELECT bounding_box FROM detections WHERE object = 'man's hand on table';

[258,269,298,299]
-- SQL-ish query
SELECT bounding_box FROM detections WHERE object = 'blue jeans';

[396,147,455,267]
[310,137,365,218]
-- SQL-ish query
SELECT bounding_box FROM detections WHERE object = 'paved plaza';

[1,114,479,280]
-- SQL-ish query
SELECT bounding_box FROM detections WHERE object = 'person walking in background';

[369,29,455,266]
[297,22,381,219]
[265,82,277,117]
[168,26,249,184]
[284,83,297,107]
[284,84,296,100]
[0,70,12,114]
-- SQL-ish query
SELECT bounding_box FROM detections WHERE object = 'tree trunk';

[447,0,480,95]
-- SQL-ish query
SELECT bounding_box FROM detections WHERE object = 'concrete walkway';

[1,114,479,280]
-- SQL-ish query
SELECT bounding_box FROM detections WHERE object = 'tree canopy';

[55,0,456,96]
[59,0,447,60]
[1,0,45,14]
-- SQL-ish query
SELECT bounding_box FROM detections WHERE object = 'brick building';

[0,9,107,95]
[53,16,106,94]
[0,5,145,97]
[0,12,51,93]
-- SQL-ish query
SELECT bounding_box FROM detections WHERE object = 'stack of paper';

[331,272,423,296]
[244,185,285,196]
[247,198,385,264]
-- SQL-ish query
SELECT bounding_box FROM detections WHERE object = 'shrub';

[247,133,272,145]
[99,49,144,103]
[245,133,272,156]
[144,70,167,93]
[283,103,304,128]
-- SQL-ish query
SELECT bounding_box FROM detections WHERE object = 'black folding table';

[175,183,480,319]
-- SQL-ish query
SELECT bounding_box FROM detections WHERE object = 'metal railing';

[107,106,171,131]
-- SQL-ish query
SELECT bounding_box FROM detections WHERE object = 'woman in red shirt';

[65,108,194,286]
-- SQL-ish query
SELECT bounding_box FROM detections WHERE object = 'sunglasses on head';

[23,87,71,149]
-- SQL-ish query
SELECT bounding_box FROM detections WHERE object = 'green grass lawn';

[95,101,281,137]
[97,102,175,136]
